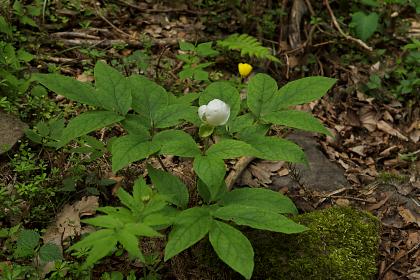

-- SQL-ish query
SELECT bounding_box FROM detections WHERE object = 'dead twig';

[324,0,373,52]
[39,56,78,64]
[51,32,101,40]
[225,157,256,191]
[379,242,420,279]
[116,0,208,15]
[94,5,131,38]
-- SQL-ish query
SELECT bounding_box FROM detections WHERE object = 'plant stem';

[156,155,168,172]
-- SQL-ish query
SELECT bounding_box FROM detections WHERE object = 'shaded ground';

[0,0,419,279]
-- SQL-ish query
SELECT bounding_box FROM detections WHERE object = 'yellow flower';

[238,63,253,78]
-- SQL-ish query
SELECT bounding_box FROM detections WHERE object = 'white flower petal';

[199,99,230,126]
[198,105,207,122]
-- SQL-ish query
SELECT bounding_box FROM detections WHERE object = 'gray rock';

[272,132,349,192]
[0,111,28,154]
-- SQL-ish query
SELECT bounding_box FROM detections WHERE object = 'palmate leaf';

[247,73,278,118]
[213,205,307,234]
[241,135,307,163]
[193,155,226,201]
[116,229,143,260]
[83,235,118,269]
[110,135,159,172]
[209,221,254,279]
[206,139,258,159]
[129,75,169,126]
[262,110,331,135]
[148,166,189,209]
[219,187,298,215]
[153,129,201,157]
[33,73,100,107]
[164,207,212,261]
[94,61,132,115]
[275,76,336,107]
[58,111,124,148]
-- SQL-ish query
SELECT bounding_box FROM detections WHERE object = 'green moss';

[184,207,380,280]
[253,206,381,280]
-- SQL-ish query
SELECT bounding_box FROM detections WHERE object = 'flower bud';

[238,63,253,78]
[198,99,230,126]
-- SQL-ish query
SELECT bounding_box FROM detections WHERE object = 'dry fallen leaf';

[246,160,285,186]
[398,206,420,227]
[359,107,378,132]
[377,120,408,141]
[43,196,99,246]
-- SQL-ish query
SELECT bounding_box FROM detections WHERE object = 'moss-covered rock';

[175,207,380,280]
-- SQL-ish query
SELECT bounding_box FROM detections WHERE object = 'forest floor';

[0,0,419,279]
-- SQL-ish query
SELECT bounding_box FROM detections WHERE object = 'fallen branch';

[225,156,255,191]
[324,0,373,52]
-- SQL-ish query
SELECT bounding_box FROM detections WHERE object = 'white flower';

[198,99,230,126]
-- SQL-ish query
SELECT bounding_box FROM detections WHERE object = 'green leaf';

[179,41,196,51]
[193,69,209,81]
[242,135,306,163]
[193,155,226,200]
[94,61,132,115]
[133,177,152,202]
[275,77,336,107]
[130,75,169,124]
[59,111,124,147]
[15,230,40,258]
[199,124,214,138]
[39,243,63,262]
[200,82,241,120]
[213,205,307,233]
[83,215,123,228]
[209,221,254,279]
[206,139,258,158]
[196,42,219,57]
[33,73,101,107]
[111,135,159,172]
[228,113,255,133]
[217,33,279,62]
[0,16,13,37]
[219,187,298,214]
[197,179,211,203]
[70,229,114,250]
[247,73,278,118]
[351,12,379,41]
[116,230,142,259]
[124,223,163,237]
[154,103,196,128]
[83,235,118,268]
[164,207,212,261]
[262,110,331,135]
[117,188,137,211]
[121,114,150,136]
[153,130,200,157]
[148,166,189,208]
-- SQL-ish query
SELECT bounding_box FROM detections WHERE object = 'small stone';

[0,111,28,154]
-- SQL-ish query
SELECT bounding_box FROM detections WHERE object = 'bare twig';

[52,32,101,40]
[225,156,256,191]
[155,46,170,81]
[379,243,420,279]
[116,0,208,15]
[39,56,78,63]
[324,0,373,51]
[94,5,131,38]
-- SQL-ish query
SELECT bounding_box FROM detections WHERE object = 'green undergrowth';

[185,207,380,280]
